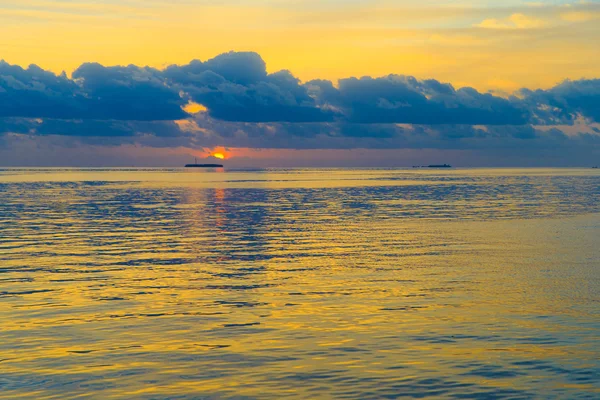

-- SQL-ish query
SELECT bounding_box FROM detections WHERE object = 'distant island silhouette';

[185,157,223,168]
[412,164,453,168]
[185,163,224,168]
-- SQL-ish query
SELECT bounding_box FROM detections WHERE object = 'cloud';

[164,52,336,123]
[2,115,597,155]
[164,58,531,125]
[2,52,600,128]
[518,79,600,124]
[0,61,82,119]
[312,75,529,125]
[0,117,34,135]
[560,11,600,23]
[1,51,600,163]
[476,13,546,29]
[0,60,187,121]
[72,63,188,120]
[164,51,267,86]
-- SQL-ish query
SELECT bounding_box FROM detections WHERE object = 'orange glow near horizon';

[207,147,230,160]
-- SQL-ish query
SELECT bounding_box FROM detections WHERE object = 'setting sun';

[212,152,226,160]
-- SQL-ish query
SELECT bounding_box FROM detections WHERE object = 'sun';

[212,152,225,160]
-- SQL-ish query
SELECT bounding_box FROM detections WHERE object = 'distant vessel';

[413,164,453,169]
[593,166,599,169]
[427,164,452,168]
[185,157,223,168]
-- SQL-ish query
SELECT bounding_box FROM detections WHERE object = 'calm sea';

[0,168,599,399]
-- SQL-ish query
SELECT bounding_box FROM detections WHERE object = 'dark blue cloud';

[314,75,529,125]
[0,51,599,151]
[165,53,336,123]
[34,119,134,137]
[520,79,600,124]
[0,61,187,121]
[161,54,598,126]
[72,63,188,121]
[164,51,267,85]
[0,117,33,135]
[0,62,83,119]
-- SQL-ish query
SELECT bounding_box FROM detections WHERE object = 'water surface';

[1,168,599,399]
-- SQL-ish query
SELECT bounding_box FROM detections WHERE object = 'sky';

[1,0,599,166]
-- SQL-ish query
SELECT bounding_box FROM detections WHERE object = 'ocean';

[0,168,599,399]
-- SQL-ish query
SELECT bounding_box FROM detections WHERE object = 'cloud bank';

[1,51,600,165]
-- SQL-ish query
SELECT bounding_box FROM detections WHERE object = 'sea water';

[0,168,599,399]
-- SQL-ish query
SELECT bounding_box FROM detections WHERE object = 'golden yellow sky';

[1,0,599,91]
